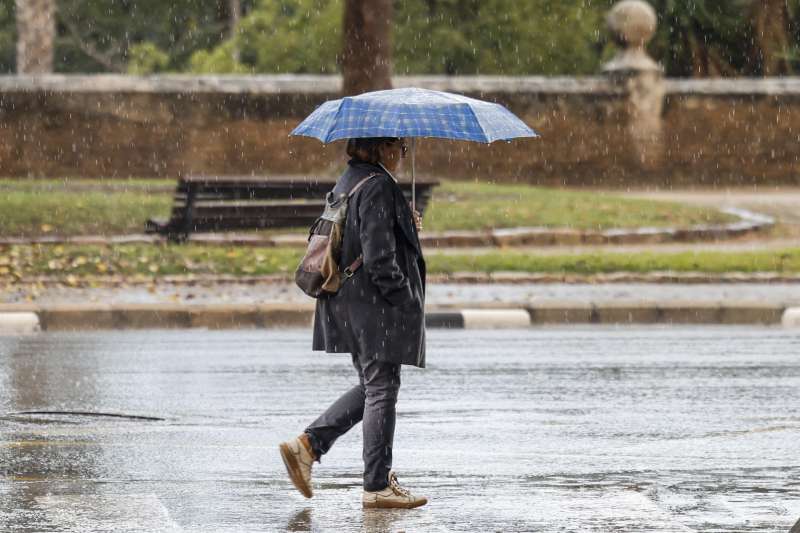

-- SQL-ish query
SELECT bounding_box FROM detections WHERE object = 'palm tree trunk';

[341,0,393,96]
[15,0,56,74]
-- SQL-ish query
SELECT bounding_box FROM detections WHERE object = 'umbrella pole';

[411,137,416,212]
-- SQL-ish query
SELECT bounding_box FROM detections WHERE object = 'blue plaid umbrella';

[291,87,537,143]
[290,87,538,208]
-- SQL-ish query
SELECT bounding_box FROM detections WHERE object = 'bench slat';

[182,175,439,185]
[177,183,438,201]
[187,219,314,230]
[151,175,439,239]
[193,200,326,208]
[191,205,324,218]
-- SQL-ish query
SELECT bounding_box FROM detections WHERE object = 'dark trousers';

[305,352,401,492]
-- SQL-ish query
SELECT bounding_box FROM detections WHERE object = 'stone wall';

[661,79,800,186]
[0,75,798,186]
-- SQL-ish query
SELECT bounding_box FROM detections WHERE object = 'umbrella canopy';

[290,87,538,144]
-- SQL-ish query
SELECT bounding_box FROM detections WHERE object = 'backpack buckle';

[342,256,363,280]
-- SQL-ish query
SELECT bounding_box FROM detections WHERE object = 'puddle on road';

[36,494,184,533]
[0,328,798,531]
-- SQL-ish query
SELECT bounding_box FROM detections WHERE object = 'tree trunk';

[16,0,56,74]
[750,0,792,76]
[341,0,393,96]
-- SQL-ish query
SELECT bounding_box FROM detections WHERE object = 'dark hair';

[346,137,400,165]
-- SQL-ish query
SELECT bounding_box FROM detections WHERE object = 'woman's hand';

[410,205,423,232]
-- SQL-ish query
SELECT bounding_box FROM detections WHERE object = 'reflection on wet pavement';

[0,327,799,532]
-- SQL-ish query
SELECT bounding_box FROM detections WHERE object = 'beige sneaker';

[362,471,428,509]
[279,434,315,498]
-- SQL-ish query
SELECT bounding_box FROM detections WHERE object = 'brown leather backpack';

[294,173,377,298]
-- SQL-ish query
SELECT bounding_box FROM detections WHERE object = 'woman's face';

[378,139,407,172]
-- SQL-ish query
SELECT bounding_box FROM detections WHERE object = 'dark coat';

[312,159,427,368]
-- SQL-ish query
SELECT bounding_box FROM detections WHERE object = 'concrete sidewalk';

[5,279,800,306]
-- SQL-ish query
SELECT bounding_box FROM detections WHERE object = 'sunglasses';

[388,139,409,157]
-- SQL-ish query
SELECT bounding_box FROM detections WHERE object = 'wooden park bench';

[145,175,440,242]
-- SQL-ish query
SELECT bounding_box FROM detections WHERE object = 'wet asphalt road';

[1,327,799,532]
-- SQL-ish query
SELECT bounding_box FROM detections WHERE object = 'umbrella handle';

[411,137,416,213]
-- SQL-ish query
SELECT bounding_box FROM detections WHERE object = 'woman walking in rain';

[279,137,428,509]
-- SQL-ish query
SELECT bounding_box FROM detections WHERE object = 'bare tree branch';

[59,14,125,73]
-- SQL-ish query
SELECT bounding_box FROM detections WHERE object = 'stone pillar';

[603,0,664,169]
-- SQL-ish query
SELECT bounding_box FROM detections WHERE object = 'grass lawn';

[0,179,735,238]
[0,179,170,237]
[2,244,799,280]
[423,181,736,232]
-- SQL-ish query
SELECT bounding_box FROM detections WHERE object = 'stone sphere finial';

[603,0,661,73]
[607,0,657,48]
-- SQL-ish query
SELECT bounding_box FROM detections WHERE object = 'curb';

[425,208,775,248]
[8,272,800,288]
[29,304,317,331]
[0,312,41,334]
[461,309,532,329]
[0,301,793,331]
[0,208,775,249]
[437,272,800,284]
[782,307,800,328]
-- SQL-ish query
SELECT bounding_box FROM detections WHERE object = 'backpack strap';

[347,172,379,198]
[342,256,363,279]
[342,172,378,278]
